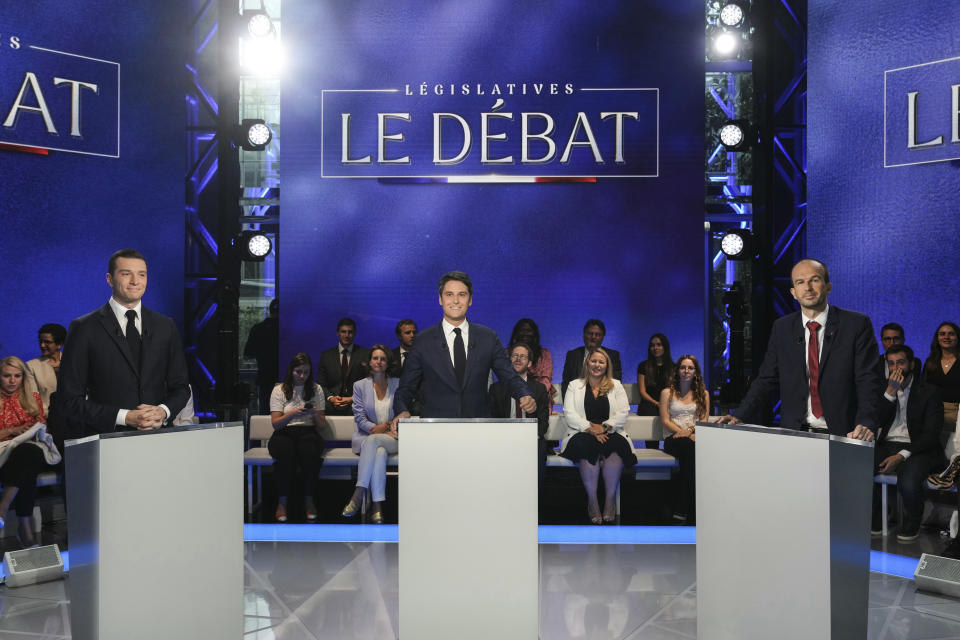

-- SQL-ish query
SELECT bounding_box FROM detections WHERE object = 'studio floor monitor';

[3,544,64,588]
[915,553,960,599]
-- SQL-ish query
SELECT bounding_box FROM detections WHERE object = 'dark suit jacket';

[561,345,623,397]
[394,322,530,418]
[58,302,190,436]
[316,344,370,413]
[876,379,943,457]
[735,305,883,436]
[488,377,550,438]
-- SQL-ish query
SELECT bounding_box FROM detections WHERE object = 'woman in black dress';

[561,347,636,524]
[636,333,673,449]
[923,321,960,441]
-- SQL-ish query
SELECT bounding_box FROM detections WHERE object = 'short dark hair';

[38,323,67,345]
[337,317,356,331]
[509,341,532,357]
[583,319,606,335]
[108,249,147,276]
[437,271,473,297]
[880,322,904,337]
[885,344,914,363]
[268,299,278,315]
[395,319,417,336]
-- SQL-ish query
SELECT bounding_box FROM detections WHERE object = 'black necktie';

[340,349,349,395]
[453,327,466,386]
[125,309,141,370]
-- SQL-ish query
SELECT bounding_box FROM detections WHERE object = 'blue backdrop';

[282,1,705,382]
[809,0,960,361]
[1,2,186,360]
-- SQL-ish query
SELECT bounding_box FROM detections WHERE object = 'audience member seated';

[489,342,550,486]
[25,323,66,414]
[878,322,921,378]
[269,353,326,522]
[637,333,673,449]
[922,321,960,444]
[0,356,61,547]
[508,319,554,406]
[871,345,944,542]
[561,347,635,524]
[934,409,960,559]
[342,345,398,524]
[561,319,623,398]
[660,355,709,524]
[316,318,370,415]
[244,298,279,414]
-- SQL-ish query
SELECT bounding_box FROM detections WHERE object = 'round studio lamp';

[720,230,755,260]
[236,119,273,151]
[712,30,739,58]
[719,2,746,28]
[240,231,272,261]
[246,11,274,38]
[718,120,752,151]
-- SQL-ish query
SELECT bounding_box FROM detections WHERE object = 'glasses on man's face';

[39,339,57,346]
[510,354,529,362]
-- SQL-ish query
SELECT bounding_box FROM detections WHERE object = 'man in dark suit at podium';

[871,344,944,541]
[58,249,190,437]
[561,319,623,398]
[393,271,535,421]
[720,258,882,440]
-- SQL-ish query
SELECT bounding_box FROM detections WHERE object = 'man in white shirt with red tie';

[719,258,882,440]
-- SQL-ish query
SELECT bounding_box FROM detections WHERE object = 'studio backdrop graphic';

[808,0,960,361]
[2,2,186,360]
[282,1,705,382]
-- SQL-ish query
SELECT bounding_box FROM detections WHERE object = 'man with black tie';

[391,319,417,376]
[316,318,369,415]
[871,344,944,541]
[393,271,535,420]
[58,249,190,437]
[561,319,623,397]
[720,258,882,440]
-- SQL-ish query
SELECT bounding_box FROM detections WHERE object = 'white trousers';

[355,433,398,502]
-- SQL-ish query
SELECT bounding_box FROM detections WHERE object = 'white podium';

[398,418,538,639]
[696,422,874,640]
[65,422,244,640]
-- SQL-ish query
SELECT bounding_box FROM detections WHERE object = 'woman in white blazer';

[342,345,400,524]
[561,347,635,524]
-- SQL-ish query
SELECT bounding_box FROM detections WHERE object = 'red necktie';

[807,321,823,418]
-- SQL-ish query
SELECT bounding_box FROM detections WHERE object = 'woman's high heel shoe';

[341,500,360,517]
[930,457,960,488]
[275,504,287,523]
[370,511,383,524]
[587,505,602,525]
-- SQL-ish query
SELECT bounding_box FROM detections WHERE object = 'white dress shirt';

[803,305,829,430]
[442,318,470,369]
[883,377,913,459]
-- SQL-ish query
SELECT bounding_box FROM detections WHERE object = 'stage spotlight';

[718,120,752,151]
[245,11,274,38]
[235,119,272,151]
[712,31,739,57]
[719,2,746,28]
[239,231,272,261]
[720,230,754,260]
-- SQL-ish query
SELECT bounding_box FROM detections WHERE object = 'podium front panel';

[696,423,872,640]
[66,422,243,640]
[398,418,538,640]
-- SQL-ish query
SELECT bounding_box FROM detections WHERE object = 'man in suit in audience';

[561,319,623,397]
[719,258,882,440]
[489,342,551,484]
[244,298,279,414]
[391,319,417,376]
[878,322,922,378]
[393,271,535,420]
[316,318,369,415]
[871,344,944,542]
[58,249,191,438]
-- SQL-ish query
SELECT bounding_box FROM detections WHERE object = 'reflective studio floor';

[1,524,960,639]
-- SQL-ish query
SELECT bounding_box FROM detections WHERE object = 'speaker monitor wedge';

[3,544,64,588]
[915,553,960,599]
